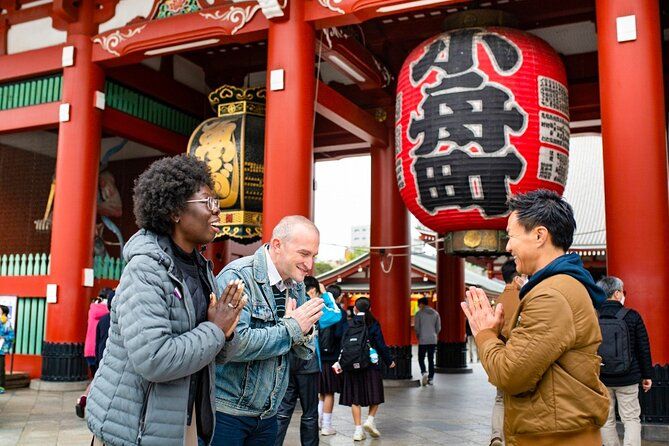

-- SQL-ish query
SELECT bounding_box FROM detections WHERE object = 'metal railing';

[0,253,123,280]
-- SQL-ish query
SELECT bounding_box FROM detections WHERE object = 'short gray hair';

[271,215,319,242]
[596,276,624,299]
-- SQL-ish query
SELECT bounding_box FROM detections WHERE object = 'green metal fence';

[0,74,63,110]
[93,255,124,280]
[0,74,199,136]
[0,253,50,276]
[0,253,123,279]
[14,298,46,355]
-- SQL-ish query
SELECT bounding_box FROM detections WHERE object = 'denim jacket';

[214,245,315,418]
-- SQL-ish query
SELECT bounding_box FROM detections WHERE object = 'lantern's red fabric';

[395,27,569,233]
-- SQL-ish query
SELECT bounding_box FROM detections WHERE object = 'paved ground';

[1,359,667,445]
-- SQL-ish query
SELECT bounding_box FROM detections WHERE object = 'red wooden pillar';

[596,0,669,364]
[43,1,104,381]
[370,134,412,379]
[436,248,470,373]
[262,0,315,239]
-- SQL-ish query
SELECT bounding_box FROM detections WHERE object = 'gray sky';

[314,156,371,260]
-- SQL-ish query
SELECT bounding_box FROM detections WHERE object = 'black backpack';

[339,318,370,371]
[319,324,338,355]
[597,307,632,375]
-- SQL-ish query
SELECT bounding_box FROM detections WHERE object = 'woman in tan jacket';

[462,190,609,446]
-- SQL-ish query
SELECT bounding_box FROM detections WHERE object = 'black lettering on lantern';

[407,29,527,218]
[413,150,524,216]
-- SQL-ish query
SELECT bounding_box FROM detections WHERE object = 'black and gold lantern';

[188,85,265,244]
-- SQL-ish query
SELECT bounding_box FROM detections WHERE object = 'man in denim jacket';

[212,216,324,445]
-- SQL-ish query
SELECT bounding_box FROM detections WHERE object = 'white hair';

[596,276,624,299]
[271,215,319,242]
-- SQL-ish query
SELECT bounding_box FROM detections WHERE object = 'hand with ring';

[208,279,247,339]
[460,286,504,337]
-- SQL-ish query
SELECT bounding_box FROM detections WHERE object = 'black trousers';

[275,372,319,446]
[418,344,437,379]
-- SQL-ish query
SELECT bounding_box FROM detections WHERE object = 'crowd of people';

[1,155,654,446]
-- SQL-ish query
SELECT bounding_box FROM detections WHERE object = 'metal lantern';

[395,27,569,254]
[188,85,265,244]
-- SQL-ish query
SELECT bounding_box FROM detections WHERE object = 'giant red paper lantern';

[395,27,569,233]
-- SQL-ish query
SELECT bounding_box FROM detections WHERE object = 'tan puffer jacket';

[476,274,610,446]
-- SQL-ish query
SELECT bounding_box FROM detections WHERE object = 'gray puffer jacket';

[86,230,226,446]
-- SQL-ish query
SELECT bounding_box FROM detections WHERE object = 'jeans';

[211,411,277,446]
[275,373,319,446]
[491,388,504,440]
[602,385,641,446]
[418,344,436,379]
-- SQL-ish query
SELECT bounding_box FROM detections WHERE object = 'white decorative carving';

[201,3,262,35]
[93,25,147,57]
[318,0,345,14]
[256,0,288,19]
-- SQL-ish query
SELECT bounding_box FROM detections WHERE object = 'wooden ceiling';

[173,0,669,158]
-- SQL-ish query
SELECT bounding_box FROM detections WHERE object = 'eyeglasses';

[186,196,220,213]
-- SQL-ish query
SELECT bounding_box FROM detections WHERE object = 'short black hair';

[354,297,377,327]
[304,276,320,293]
[417,297,429,306]
[326,284,342,299]
[133,155,214,235]
[507,189,576,251]
[98,287,115,300]
[0,305,8,316]
[501,259,518,284]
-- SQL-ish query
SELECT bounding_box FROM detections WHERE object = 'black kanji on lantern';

[409,84,525,155]
[407,29,527,218]
[414,150,524,216]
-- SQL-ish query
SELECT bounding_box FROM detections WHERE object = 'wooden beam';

[0,276,49,296]
[0,102,59,134]
[306,0,469,29]
[569,81,600,122]
[91,4,269,66]
[107,65,208,118]
[0,45,63,82]
[5,3,51,25]
[315,81,387,147]
[102,108,188,156]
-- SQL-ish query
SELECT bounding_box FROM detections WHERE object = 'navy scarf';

[519,253,606,308]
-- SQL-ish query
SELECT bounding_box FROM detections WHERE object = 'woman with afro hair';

[87,155,247,446]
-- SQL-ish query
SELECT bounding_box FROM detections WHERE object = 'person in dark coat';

[338,297,395,441]
[597,276,653,446]
[94,289,114,367]
[318,284,346,436]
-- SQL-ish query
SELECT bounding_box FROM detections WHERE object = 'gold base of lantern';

[444,230,508,256]
[214,211,262,244]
